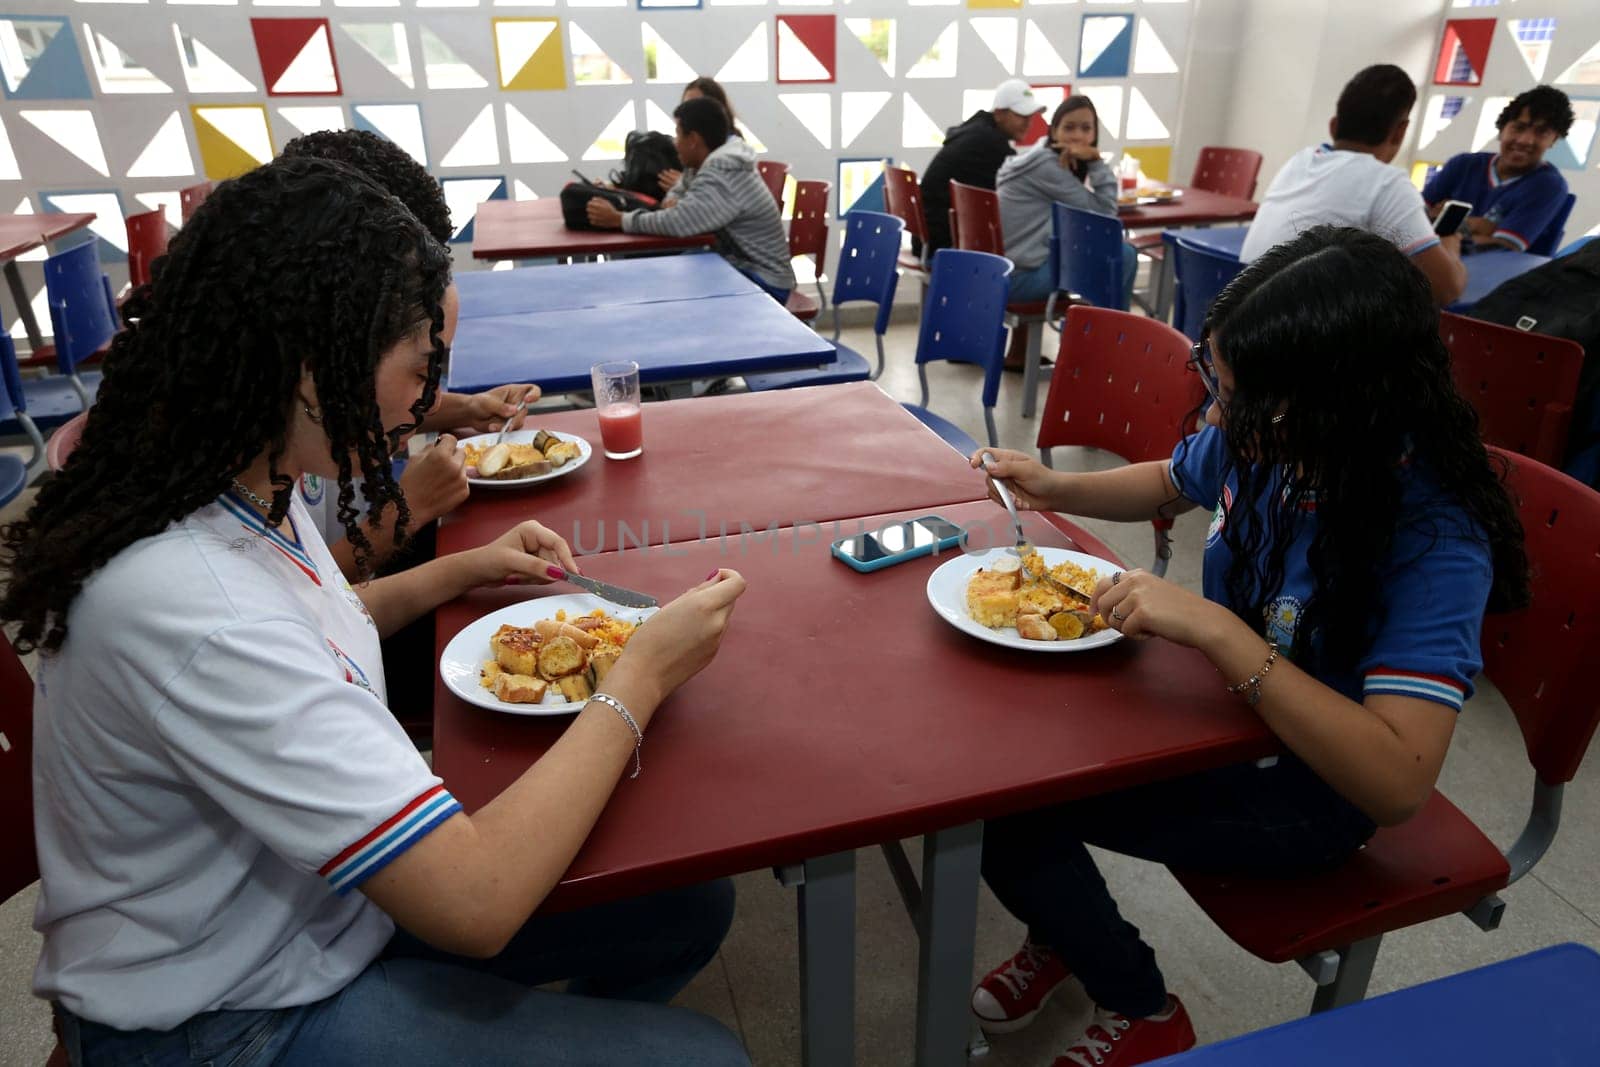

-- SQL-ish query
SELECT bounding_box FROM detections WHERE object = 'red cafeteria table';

[432,391,1275,1066]
[0,212,96,356]
[471,197,715,262]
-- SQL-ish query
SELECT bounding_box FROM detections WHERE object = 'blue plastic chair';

[1165,233,1246,341]
[746,211,904,392]
[1526,193,1576,257]
[44,240,115,408]
[0,452,24,509]
[0,332,82,475]
[1044,202,1130,330]
[901,249,1012,453]
[1555,234,1594,259]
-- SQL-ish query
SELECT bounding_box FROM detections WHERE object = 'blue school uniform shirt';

[1422,152,1569,253]
[1169,426,1492,711]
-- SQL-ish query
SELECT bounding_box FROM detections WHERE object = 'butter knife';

[545,565,658,609]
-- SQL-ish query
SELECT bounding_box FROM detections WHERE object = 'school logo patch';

[326,638,375,694]
[300,474,324,507]
[1206,485,1232,547]
[1264,595,1302,648]
[340,577,376,629]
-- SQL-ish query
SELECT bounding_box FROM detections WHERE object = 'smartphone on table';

[1433,199,1472,236]
[831,515,967,573]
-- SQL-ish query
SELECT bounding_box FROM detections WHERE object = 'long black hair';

[1,156,453,652]
[1196,225,1527,674]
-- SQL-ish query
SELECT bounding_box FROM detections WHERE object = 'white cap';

[993,79,1045,117]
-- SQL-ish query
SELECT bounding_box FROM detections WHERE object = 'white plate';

[925,546,1125,652]
[461,429,591,489]
[439,594,656,716]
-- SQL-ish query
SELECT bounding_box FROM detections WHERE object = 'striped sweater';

[622,138,797,293]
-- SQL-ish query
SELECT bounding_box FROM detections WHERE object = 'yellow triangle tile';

[505,20,566,91]
[190,105,271,180]
[1127,144,1172,184]
[967,0,1023,10]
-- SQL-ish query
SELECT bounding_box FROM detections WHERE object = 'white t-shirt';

[32,491,460,1031]
[1240,145,1440,263]
[297,472,339,546]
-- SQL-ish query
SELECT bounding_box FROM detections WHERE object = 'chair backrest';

[832,211,903,336]
[1439,311,1584,467]
[1050,202,1129,312]
[46,410,88,472]
[947,180,1004,256]
[1038,306,1204,462]
[44,241,118,373]
[0,333,22,419]
[1190,146,1263,201]
[757,160,789,209]
[179,181,212,224]
[125,209,170,290]
[1526,193,1576,258]
[881,164,930,245]
[1481,448,1600,785]
[789,179,831,276]
[0,636,37,904]
[1168,233,1246,341]
[915,249,1012,409]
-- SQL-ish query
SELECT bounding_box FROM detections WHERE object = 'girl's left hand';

[465,384,540,433]
[1090,568,1220,648]
[467,520,581,587]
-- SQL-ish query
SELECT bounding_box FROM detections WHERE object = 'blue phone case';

[830,515,966,573]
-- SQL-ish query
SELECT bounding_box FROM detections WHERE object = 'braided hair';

[281,129,454,245]
[1,156,453,652]
[1194,225,1528,675]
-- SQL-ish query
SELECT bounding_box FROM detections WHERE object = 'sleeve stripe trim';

[321,785,455,879]
[328,793,461,895]
[1402,236,1441,257]
[1490,228,1530,251]
[1364,670,1465,710]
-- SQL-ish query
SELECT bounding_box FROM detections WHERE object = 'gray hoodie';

[621,138,796,293]
[996,144,1117,271]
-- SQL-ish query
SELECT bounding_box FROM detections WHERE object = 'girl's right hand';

[609,569,747,712]
[658,168,683,192]
[970,449,1063,512]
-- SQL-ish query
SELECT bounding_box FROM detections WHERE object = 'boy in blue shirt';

[1423,85,1574,253]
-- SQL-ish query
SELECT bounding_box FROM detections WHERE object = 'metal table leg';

[914,821,984,1067]
[4,259,43,354]
[791,850,857,1067]
[1020,323,1044,419]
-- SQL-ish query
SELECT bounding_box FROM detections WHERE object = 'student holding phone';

[965,226,1526,1066]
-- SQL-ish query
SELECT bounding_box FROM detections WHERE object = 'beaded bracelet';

[589,692,643,778]
[1225,642,1279,708]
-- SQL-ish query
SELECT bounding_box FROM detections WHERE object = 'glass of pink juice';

[590,360,643,460]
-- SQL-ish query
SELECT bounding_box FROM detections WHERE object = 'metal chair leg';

[1306,935,1383,1014]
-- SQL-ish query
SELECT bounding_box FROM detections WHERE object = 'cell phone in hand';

[831,515,967,573]
[1433,200,1472,237]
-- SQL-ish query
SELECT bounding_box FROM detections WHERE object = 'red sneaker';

[971,938,1074,1033]
[1050,996,1197,1067]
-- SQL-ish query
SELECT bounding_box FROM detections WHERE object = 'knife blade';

[546,566,658,609]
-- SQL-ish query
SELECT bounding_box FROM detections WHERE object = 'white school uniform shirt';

[1240,144,1440,263]
[31,491,461,1031]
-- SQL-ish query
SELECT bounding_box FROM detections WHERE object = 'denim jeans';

[58,879,749,1066]
[981,757,1375,1018]
[1008,243,1139,306]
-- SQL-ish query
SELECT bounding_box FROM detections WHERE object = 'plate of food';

[1117,188,1184,208]
[461,429,591,488]
[439,594,655,715]
[925,546,1124,651]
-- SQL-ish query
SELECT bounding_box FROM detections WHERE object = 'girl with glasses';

[963,225,1527,1065]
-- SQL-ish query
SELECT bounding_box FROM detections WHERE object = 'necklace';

[230,479,274,512]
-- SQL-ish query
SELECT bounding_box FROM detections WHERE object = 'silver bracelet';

[588,692,643,779]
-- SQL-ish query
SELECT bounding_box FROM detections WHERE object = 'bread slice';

[493,457,552,480]
[494,672,549,704]
[1016,613,1057,641]
[556,673,594,702]
[536,635,586,680]
[491,626,541,676]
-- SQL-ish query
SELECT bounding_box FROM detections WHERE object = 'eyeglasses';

[1189,340,1226,410]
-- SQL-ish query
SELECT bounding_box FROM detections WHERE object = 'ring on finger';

[1110,609,1127,622]
[1111,571,1123,586]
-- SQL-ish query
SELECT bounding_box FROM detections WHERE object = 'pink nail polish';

[505,576,520,586]
[706,568,719,581]
[546,565,566,580]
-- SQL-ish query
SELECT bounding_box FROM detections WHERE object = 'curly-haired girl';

[3,156,749,1066]
[967,226,1526,1065]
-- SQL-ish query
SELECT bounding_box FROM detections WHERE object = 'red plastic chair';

[1172,448,1600,1014]
[757,160,788,210]
[1130,146,1262,309]
[950,179,1054,416]
[785,178,831,324]
[1037,307,1204,576]
[124,209,171,290]
[1439,311,1584,467]
[2,639,70,1066]
[882,164,932,275]
[45,410,87,472]
[179,181,212,225]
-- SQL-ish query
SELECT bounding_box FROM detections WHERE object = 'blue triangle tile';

[6,18,94,101]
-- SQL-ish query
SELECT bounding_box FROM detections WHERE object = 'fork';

[981,452,1095,608]
[495,395,531,444]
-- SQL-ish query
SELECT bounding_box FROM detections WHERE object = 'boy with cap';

[918,79,1046,259]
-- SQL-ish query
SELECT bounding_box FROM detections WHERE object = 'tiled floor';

[3,319,1598,1066]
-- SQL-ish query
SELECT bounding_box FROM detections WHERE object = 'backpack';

[558,182,658,231]
[610,131,681,197]
[1470,241,1600,486]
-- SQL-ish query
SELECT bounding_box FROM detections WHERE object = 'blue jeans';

[737,267,791,304]
[58,880,748,1066]
[981,758,1373,1018]
[1009,243,1139,305]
